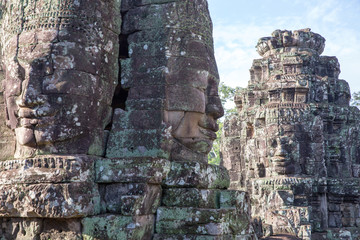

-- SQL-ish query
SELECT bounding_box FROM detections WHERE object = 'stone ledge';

[162,188,248,211]
[102,183,161,215]
[156,207,250,235]
[0,155,96,184]
[0,182,100,218]
[163,161,230,189]
[95,158,170,184]
[82,214,154,240]
[106,128,171,159]
[153,234,256,240]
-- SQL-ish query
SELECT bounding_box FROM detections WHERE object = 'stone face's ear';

[0,61,16,160]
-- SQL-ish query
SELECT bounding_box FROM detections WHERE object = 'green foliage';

[208,120,223,165]
[208,82,240,165]
[351,91,360,107]
[219,82,237,104]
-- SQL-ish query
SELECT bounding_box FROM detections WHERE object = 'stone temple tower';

[222,29,360,239]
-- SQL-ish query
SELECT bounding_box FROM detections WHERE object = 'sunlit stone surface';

[222,28,360,239]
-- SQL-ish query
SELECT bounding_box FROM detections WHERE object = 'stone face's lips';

[271,157,290,163]
[199,127,217,140]
[177,137,214,155]
[18,108,37,118]
[19,118,38,128]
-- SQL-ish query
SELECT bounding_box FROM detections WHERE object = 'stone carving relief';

[165,29,224,159]
[222,29,360,240]
[1,0,120,158]
[0,0,256,239]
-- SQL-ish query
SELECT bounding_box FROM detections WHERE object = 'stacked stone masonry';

[221,29,360,240]
[0,0,256,239]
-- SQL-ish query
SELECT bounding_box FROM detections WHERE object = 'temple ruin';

[0,0,256,239]
[1,1,359,239]
[222,29,360,239]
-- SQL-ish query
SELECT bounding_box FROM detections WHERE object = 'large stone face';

[0,0,256,239]
[1,0,120,158]
[222,28,360,239]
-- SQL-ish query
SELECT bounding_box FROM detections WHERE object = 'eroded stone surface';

[0,0,120,158]
[82,214,155,240]
[0,155,95,184]
[156,207,250,236]
[0,182,100,218]
[0,0,256,239]
[95,158,171,184]
[103,183,161,215]
[163,161,230,189]
[222,29,360,239]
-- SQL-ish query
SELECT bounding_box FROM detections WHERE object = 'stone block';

[161,188,219,208]
[163,161,230,189]
[219,190,249,212]
[328,212,342,228]
[40,219,82,240]
[128,85,166,100]
[298,225,312,240]
[126,98,167,111]
[327,179,344,195]
[166,85,205,112]
[95,158,170,184]
[127,29,213,59]
[268,190,294,208]
[170,140,208,163]
[82,214,154,240]
[153,234,256,240]
[0,217,43,240]
[0,182,100,218]
[264,207,309,234]
[156,207,250,235]
[328,203,341,212]
[122,56,168,88]
[106,128,172,159]
[0,155,95,184]
[111,109,165,130]
[103,183,161,215]
[121,0,181,13]
[122,1,212,35]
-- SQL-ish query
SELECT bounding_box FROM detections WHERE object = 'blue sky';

[208,0,360,93]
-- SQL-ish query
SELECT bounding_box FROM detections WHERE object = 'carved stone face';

[282,31,292,47]
[1,1,118,158]
[169,77,223,154]
[268,136,296,175]
[165,40,224,155]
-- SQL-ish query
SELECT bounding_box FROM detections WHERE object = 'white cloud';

[213,23,274,88]
[211,0,360,92]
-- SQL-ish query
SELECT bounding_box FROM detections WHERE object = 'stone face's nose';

[206,95,224,120]
[17,65,45,108]
[17,92,46,108]
[273,138,290,159]
[275,145,287,157]
[206,76,224,121]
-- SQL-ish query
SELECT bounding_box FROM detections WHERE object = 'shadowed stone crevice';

[119,33,130,59]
